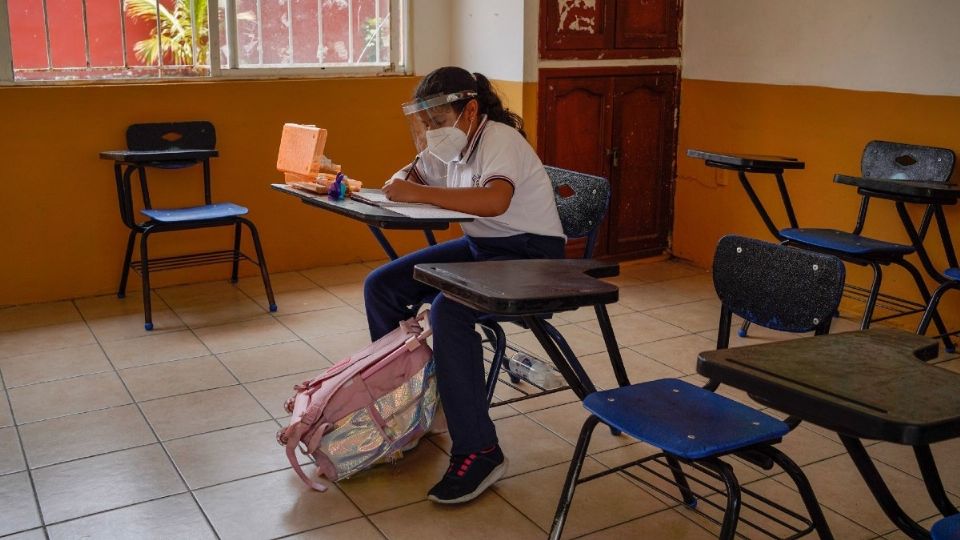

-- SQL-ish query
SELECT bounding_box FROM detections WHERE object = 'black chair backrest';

[713,235,845,334]
[545,166,610,258]
[861,140,955,183]
[126,121,216,151]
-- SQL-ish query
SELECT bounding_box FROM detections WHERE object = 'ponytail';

[472,72,526,138]
[413,66,527,139]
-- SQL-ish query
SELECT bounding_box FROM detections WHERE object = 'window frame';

[0,0,409,86]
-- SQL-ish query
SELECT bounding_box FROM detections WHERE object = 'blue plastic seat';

[932,514,960,540]
[550,235,843,540]
[141,202,249,223]
[780,228,914,259]
[946,268,960,280]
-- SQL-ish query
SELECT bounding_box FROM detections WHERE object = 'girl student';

[363,66,565,504]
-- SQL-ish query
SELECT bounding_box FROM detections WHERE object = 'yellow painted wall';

[675,78,960,328]
[0,76,464,306]
[487,79,538,149]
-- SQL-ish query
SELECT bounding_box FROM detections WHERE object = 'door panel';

[540,76,610,177]
[614,0,679,50]
[542,0,610,51]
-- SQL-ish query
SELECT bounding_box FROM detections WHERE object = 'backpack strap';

[284,422,330,492]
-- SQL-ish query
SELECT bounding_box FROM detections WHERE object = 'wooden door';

[614,0,680,52]
[541,0,680,59]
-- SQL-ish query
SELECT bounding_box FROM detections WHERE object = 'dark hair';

[414,66,526,138]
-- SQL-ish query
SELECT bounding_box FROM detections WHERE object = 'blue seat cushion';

[946,267,960,281]
[141,203,248,223]
[932,513,960,540]
[583,379,789,460]
[780,228,914,258]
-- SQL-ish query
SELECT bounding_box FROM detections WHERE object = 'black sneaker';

[427,445,508,504]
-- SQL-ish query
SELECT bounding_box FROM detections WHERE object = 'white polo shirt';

[392,116,565,239]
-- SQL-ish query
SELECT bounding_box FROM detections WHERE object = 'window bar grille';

[207,0,221,73]
[391,0,401,70]
[80,0,91,67]
[255,0,263,64]
[118,0,129,68]
[347,0,353,64]
[154,0,163,70]
[374,0,380,63]
[285,0,293,64]
[223,0,239,68]
[316,0,323,63]
[0,0,13,81]
[189,0,198,67]
[41,0,53,71]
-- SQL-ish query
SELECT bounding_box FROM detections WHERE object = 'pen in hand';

[402,155,421,183]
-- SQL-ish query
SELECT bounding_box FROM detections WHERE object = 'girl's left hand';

[382,179,423,203]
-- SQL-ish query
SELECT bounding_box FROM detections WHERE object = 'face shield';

[402,91,477,154]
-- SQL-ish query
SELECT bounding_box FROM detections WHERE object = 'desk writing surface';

[698,328,960,445]
[687,149,806,172]
[413,259,619,315]
[270,184,472,230]
[100,149,219,163]
[834,174,960,202]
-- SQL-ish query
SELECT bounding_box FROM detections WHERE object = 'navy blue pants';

[364,234,565,455]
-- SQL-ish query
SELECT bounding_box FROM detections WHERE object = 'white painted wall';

[683,0,960,96]
[450,0,525,81]
[410,0,451,75]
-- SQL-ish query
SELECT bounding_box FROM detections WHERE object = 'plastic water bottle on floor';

[505,352,565,390]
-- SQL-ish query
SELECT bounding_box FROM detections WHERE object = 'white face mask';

[425,110,469,164]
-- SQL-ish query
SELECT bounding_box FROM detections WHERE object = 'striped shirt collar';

[457,114,489,164]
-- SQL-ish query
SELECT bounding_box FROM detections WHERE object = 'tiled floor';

[0,259,958,539]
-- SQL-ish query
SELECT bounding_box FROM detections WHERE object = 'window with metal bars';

[0,0,405,83]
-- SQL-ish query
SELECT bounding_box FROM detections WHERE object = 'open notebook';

[351,190,477,220]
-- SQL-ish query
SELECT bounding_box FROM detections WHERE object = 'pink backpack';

[277,310,438,491]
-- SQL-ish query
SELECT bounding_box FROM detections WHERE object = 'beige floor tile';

[496,459,666,539]
[195,469,362,539]
[616,283,700,312]
[244,371,318,418]
[101,330,210,369]
[800,454,943,534]
[578,508,715,539]
[599,273,649,288]
[140,385,270,440]
[867,438,960,496]
[73,292,169,319]
[0,344,112,388]
[507,389,580,414]
[8,372,131,424]
[301,263,371,286]
[773,425,846,468]
[620,260,705,283]
[338,438,450,514]
[287,517,384,540]
[238,271,317,296]
[553,302,634,324]
[32,444,186,524]
[324,282,365,305]
[0,322,96,359]
[218,340,330,383]
[2,528,47,540]
[173,297,267,329]
[0,472,42,536]
[528,401,634,455]
[938,357,960,373]
[157,280,250,307]
[497,415,575,476]
[278,306,369,339]
[305,329,372,363]
[662,274,720,301]
[84,307,186,343]
[645,298,724,334]
[0,426,25,474]
[0,301,81,332]
[19,404,156,468]
[579,312,689,347]
[577,347,684,390]
[0,395,12,427]
[507,323,610,360]
[120,355,236,401]
[194,315,299,354]
[630,333,717,375]
[882,515,942,539]
[165,420,298,489]
[370,492,543,540]
[46,493,215,540]
[251,287,346,314]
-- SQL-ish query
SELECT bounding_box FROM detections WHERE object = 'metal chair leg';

[550,415,600,540]
[665,455,697,508]
[118,229,138,298]
[139,230,153,331]
[699,458,742,540]
[860,263,883,330]
[897,259,956,354]
[760,446,834,539]
[479,321,507,405]
[913,444,958,517]
[231,221,242,283]
[918,282,958,347]
[738,319,751,338]
[240,218,277,312]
